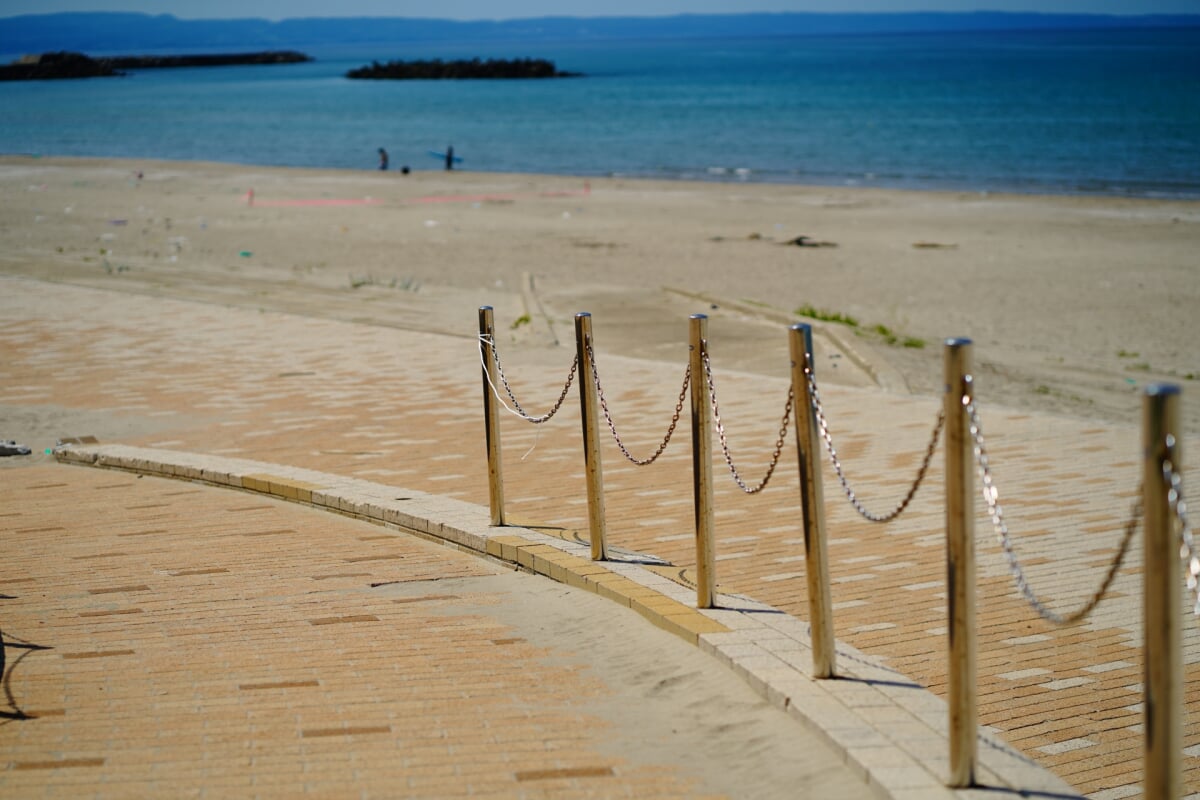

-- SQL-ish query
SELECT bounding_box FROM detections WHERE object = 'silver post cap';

[1144,383,1182,397]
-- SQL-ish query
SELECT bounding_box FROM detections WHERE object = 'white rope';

[478,335,534,420]
[476,335,545,460]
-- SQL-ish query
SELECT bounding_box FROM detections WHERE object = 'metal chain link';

[968,397,1140,625]
[1166,459,1200,616]
[482,335,577,424]
[587,340,689,466]
[805,368,943,522]
[701,343,793,494]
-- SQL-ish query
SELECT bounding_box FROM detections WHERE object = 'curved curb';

[54,442,1080,800]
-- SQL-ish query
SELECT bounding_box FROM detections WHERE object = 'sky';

[3,1,1199,19]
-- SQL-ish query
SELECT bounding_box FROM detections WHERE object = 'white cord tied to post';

[477,333,580,460]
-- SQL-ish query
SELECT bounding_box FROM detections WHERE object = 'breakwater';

[0,50,312,81]
[346,57,578,80]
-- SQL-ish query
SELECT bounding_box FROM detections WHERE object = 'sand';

[2,156,1196,435]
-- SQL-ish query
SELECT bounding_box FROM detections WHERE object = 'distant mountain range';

[1,11,1196,57]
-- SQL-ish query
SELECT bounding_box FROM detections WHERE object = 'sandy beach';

[1,156,1196,434]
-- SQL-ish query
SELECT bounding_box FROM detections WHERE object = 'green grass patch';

[795,304,858,327]
[797,305,928,349]
[871,324,898,345]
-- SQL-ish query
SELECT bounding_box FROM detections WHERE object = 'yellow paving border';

[53,442,1083,800]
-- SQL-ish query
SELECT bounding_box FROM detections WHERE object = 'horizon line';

[5,9,1200,22]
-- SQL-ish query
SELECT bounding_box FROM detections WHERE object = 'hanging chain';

[805,367,943,522]
[1166,458,1200,616]
[701,343,793,494]
[482,334,577,424]
[967,397,1140,625]
[587,340,689,466]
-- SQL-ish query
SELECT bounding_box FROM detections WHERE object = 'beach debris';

[109,219,128,225]
[349,274,420,291]
[0,440,32,457]
[782,235,837,248]
[57,436,99,446]
[913,241,957,249]
[708,231,836,246]
[239,250,253,257]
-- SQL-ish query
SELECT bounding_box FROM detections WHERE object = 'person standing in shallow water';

[445,145,454,171]
[378,147,388,171]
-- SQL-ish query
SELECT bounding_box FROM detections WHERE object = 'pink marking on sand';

[410,184,592,205]
[243,183,590,208]
[250,197,384,207]
[411,193,515,205]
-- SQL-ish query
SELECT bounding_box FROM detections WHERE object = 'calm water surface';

[2,27,1198,197]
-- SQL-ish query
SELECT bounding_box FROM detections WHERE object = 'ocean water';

[2,27,1198,198]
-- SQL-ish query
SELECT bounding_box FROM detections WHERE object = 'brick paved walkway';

[2,277,1198,797]
[1,462,873,798]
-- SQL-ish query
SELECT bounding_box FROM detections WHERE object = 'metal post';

[789,324,836,678]
[478,306,505,526]
[690,314,717,608]
[575,313,607,561]
[1143,383,1181,799]
[944,337,976,788]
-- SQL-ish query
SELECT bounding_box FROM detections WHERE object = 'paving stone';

[5,277,1192,798]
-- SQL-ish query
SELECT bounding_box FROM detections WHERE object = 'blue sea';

[2,27,1199,198]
